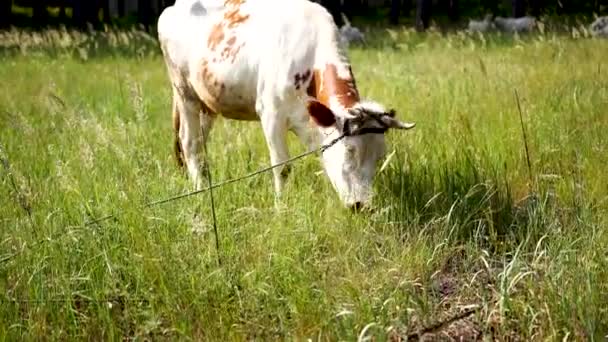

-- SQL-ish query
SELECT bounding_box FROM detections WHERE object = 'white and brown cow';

[158,0,415,209]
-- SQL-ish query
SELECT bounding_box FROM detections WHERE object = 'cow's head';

[307,99,415,210]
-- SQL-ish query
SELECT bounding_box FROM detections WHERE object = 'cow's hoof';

[273,195,288,213]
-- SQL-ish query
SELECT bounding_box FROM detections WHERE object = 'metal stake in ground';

[514,89,534,187]
[200,127,222,267]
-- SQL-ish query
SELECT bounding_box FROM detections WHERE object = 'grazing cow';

[467,14,495,33]
[157,0,415,209]
[493,16,537,33]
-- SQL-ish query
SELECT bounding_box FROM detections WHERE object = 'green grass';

[0,26,607,340]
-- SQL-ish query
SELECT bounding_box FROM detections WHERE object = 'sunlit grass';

[0,26,607,340]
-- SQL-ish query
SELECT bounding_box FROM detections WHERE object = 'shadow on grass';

[374,146,548,249]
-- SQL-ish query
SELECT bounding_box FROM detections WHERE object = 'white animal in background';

[494,16,537,33]
[590,16,608,38]
[467,14,495,33]
[158,0,415,209]
[339,13,366,47]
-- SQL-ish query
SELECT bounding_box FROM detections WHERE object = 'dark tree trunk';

[530,0,542,17]
[390,0,401,25]
[595,0,604,13]
[402,0,411,16]
[0,0,11,28]
[118,0,125,17]
[573,0,587,12]
[32,0,47,27]
[320,0,343,26]
[447,0,459,21]
[352,0,365,15]
[512,0,525,17]
[101,1,110,23]
[358,0,370,15]
[72,0,83,27]
[88,2,101,27]
[555,0,565,15]
[160,0,174,11]
[58,5,67,21]
[484,0,498,15]
[340,0,353,18]
[138,0,154,30]
[73,0,100,28]
[415,0,431,32]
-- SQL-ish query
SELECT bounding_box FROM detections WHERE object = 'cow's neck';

[309,43,361,117]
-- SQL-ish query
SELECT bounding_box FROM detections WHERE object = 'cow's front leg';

[199,111,216,177]
[259,110,290,198]
[176,96,205,190]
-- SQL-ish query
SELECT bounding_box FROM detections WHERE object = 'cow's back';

[157,0,225,80]
[159,0,339,121]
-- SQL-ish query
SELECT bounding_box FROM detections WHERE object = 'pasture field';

[0,26,607,340]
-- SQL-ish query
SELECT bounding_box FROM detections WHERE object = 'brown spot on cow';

[198,61,226,99]
[226,36,237,46]
[224,8,250,28]
[221,46,230,60]
[229,43,244,63]
[316,64,359,109]
[208,23,225,51]
[294,69,312,91]
[302,69,311,81]
[218,39,243,63]
[224,0,245,6]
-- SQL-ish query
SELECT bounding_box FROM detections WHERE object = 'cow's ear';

[307,99,336,127]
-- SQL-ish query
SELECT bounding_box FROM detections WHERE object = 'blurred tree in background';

[0,0,606,32]
[0,0,11,28]
[416,0,432,31]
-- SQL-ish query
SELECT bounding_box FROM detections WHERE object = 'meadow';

[0,24,607,340]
